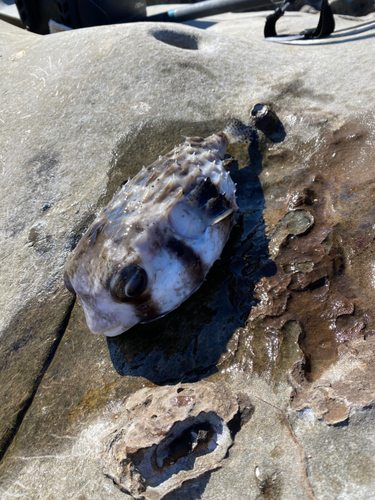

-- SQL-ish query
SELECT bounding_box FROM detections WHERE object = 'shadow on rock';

[107,131,278,384]
[162,472,212,500]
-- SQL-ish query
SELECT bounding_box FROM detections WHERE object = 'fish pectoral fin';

[210,207,235,225]
[169,179,235,238]
[168,198,234,239]
[204,193,234,225]
[185,176,219,207]
[185,178,235,225]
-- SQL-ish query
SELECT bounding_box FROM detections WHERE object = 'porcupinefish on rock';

[64,119,253,337]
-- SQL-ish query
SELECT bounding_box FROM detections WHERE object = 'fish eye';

[110,264,148,302]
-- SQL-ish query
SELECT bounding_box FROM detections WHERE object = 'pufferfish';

[64,119,253,337]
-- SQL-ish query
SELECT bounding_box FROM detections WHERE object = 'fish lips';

[80,297,139,337]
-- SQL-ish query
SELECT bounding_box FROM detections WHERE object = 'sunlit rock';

[101,382,253,499]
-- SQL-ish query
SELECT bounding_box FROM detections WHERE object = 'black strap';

[264,0,335,40]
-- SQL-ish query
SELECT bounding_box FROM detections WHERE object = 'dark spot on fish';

[185,176,219,207]
[86,221,105,247]
[133,293,160,321]
[179,166,189,176]
[187,137,204,146]
[166,236,204,284]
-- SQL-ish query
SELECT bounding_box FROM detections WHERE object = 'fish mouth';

[88,323,128,337]
[84,313,130,336]
[89,325,131,337]
[102,324,128,337]
[81,298,139,336]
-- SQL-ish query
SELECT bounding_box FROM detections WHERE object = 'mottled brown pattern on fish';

[65,119,253,336]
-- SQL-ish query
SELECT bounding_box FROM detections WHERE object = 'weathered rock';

[289,402,375,499]
[269,209,315,256]
[101,382,252,499]
[1,8,375,500]
[290,335,375,424]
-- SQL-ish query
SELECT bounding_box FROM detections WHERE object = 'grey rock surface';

[1,8,375,500]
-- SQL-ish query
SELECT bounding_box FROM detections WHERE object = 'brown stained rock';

[287,188,315,210]
[235,113,375,425]
[290,335,375,424]
[269,209,315,257]
[253,273,292,318]
[101,382,252,499]
[248,148,375,382]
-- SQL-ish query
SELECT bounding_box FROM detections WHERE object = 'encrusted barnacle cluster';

[101,381,253,499]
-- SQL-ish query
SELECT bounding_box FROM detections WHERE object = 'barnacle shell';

[101,381,253,499]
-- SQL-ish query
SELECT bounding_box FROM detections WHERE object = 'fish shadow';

[107,130,278,384]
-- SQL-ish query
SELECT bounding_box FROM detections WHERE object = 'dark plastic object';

[15,0,146,34]
[264,0,335,39]
[143,0,277,23]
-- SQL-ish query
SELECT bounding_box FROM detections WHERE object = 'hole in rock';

[176,387,194,395]
[156,422,214,469]
[306,276,326,291]
[129,412,223,488]
[151,29,199,50]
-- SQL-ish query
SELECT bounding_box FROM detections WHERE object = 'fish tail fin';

[223,118,255,145]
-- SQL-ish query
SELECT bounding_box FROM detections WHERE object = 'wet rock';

[269,209,315,257]
[290,335,375,424]
[101,382,253,499]
[247,125,375,382]
[287,188,315,210]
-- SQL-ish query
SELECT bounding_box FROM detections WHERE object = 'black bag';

[15,0,146,34]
